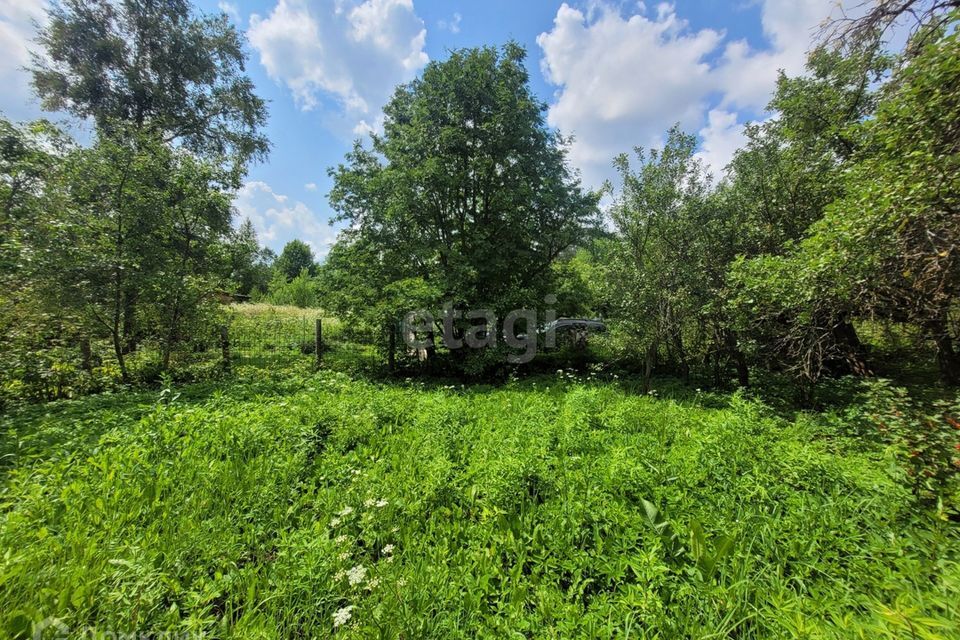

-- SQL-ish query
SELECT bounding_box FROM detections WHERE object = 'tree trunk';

[723,331,749,388]
[832,320,871,376]
[388,322,396,371]
[80,337,93,372]
[643,339,657,393]
[672,331,689,383]
[161,293,183,371]
[927,316,960,385]
[122,289,138,354]
[112,326,129,383]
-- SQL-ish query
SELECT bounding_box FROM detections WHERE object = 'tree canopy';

[32,0,268,184]
[325,43,598,343]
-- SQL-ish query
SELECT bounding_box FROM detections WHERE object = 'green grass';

[1,370,958,639]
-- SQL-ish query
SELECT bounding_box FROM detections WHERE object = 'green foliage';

[1,373,957,638]
[851,379,960,506]
[267,268,318,309]
[730,20,960,385]
[31,0,268,183]
[326,43,598,371]
[225,219,274,296]
[274,240,317,282]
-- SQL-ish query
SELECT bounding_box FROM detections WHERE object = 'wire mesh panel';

[221,304,332,366]
[228,312,319,367]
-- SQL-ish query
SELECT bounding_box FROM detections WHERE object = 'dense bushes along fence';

[0,307,346,408]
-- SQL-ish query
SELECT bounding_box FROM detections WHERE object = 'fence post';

[79,337,92,372]
[220,325,231,374]
[315,318,323,369]
[388,321,396,371]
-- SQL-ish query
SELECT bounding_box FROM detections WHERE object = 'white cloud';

[0,0,47,121]
[715,0,834,111]
[537,0,839,184]
[438,12,461,34]
[694,109,747,179]
[234,181,339,257]
[248,0,427,132]
[537,2,722,185]
[218,1,241,23]
[304,182,318,191]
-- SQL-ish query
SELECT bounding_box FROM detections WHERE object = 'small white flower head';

[338,506,354,517]
[338,551,351,561]
[382,544,395,555]
[334,534,349,545]
[363,498,375,508]
[397,578,407,587]
[375,499,388,508]
[365,577,381,590]
[329,517,341,528]
[347,564,367,586]
[334,570,346,581]
[332,605,354,628]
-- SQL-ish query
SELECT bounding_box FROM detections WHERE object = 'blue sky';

[0,0,843,257]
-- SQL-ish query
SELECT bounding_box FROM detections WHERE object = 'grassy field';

[1,367,958,639]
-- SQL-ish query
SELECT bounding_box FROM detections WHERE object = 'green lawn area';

[1,371,958,638]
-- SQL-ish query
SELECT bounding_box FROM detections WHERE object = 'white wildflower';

[347,565,367,586]
[375,499,388,508]
[382,544,395,555]
[332,605,353,628]
[365,577,381,590]
[329,517,341,528]
[334,570,346,581]
[338,551,351,561]
[364,498,375,508]
[397,578,407,587]
[338,506,354,517]
[334,535,348,545]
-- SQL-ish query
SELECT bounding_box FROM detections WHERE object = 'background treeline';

[2,0,960,405]
[317,3,960,394]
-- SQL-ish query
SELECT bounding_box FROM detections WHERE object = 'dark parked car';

[540,318,607,335]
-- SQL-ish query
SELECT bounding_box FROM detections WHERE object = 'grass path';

[1,371,958,638]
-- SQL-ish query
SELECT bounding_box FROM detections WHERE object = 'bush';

[267,269,317,308]
[851,379,960,508]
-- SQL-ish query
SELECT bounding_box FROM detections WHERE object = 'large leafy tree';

[32,0,268,183]
[22,0,268,371]
[274,239,317,281]
[607,128,709,383]
[0,119,72,282]
[30,129,234,380]
[741,16,960,384]
[724,47,891,387]
[326,43,597,357]
[605,127,752,387]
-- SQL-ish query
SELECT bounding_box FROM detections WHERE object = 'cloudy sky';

[0,0,844,257]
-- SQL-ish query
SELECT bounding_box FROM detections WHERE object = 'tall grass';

[1,371,957,638]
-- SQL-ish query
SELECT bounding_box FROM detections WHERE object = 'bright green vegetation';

[2,2,960,638]
[2,372,957,638]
